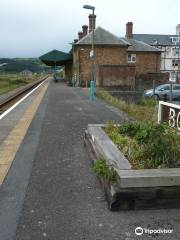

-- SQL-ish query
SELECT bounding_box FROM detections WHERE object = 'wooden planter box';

[84,124,180,211]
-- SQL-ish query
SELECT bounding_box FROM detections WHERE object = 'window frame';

[127,53,136,63]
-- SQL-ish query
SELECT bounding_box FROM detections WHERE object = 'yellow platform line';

[0,80,49,185]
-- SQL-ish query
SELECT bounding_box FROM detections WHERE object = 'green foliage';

[9,78,28,85]
[0,58,50,73]
[96,89,180,169]
[95,89,129,113]
[0,73,44,95]
[105,122,180,169]
[118,122,140,137]
[93,159,118,183]
[95,89,157,123]
[133,122,165,144]
[138,97,156,107]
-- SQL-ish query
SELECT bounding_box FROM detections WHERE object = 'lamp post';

[83,4,95,100]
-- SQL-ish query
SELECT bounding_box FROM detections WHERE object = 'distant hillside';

[0,58,51,73]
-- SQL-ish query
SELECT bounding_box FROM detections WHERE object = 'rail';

[0,75,49,114]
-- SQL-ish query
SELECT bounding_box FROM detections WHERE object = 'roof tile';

[76,27,129,46]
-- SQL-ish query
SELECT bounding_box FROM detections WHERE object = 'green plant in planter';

[105,122,180,169]
[118,122,140,137]
[93,159,118,183]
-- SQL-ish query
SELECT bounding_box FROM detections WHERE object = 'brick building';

[72,16,161,87]
[133,23,180,81]
[73,26,130,86]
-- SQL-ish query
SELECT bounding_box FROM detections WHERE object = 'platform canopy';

[39,49,72,66]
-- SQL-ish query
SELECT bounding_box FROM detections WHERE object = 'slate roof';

[133,34,178,46]
[76,27,130,46]
[121,38,161,52]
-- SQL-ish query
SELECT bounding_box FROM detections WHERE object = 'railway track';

[0,76,48,115]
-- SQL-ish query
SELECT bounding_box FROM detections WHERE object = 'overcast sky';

[0,0,180,58]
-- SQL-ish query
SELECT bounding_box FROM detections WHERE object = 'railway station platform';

[0,77,180,240]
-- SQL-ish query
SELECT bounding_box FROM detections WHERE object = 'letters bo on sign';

[158,101,180,130]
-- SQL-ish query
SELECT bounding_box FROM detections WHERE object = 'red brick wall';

[74,46,127,86]
[132,52,161,75]
[73,46,161,86]
[98,65,136,88]
[79,47,91,86]
[95,47,127,65]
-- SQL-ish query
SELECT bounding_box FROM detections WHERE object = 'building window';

[170,37,180,44]
[127,54,136,63]
[165,47,170,55]
[172,59,180,66]
[172,47,180,56]
[175,48,180,55]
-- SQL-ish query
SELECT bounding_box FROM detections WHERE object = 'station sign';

[158,101,180,131]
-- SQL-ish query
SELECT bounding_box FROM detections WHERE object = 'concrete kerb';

[84,124,180,211]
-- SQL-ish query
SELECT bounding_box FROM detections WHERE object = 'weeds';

[0,73,43,95]
[95,89,157,123]
[105,122,180,169]
[93,158,118,183]
[95,89,180,169]
[138,96,157,107]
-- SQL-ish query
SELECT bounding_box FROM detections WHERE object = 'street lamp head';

[83,5,95,10]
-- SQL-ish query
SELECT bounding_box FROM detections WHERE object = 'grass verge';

[95,89,157,123]
[0,73,44,95]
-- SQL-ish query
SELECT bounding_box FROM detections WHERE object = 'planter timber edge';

[84,124,180,211]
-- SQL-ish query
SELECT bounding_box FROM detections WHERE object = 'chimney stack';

[78,31,83,40]
[176,24,180,36]
[89,14,96,33]
[126,22,133,39]
[82,25,88,37]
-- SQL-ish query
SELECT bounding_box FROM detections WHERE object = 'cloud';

[0,0,179,57]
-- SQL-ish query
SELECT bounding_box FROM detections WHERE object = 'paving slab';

[0,80,49,184]
[0,78,49,145]
[0,82,180,240]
